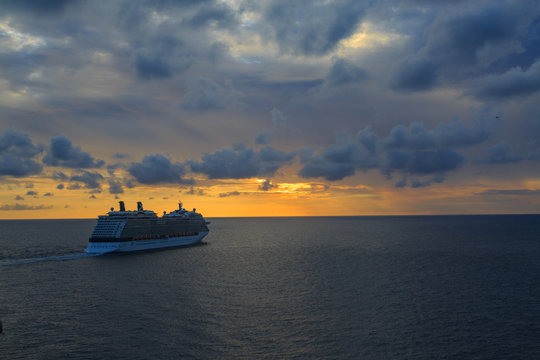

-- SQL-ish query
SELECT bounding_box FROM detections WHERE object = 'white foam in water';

[0,252,101,266]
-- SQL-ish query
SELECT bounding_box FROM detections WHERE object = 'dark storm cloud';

[189,146,294,179]
[391,58,439,91]
[298,118,491,185]
[0,130,43,177]
[0,130,43,159]
[384,149,464,175]
[382,119,496,150]
[260,0,368,56]
[134,55,173,80]
[70,170,104,189]
[0,0,75,14]
[299,161,356,181]
[43,136,105,169]
[471,61,540,99]
[128,154,193,185]
[390,2,540,93]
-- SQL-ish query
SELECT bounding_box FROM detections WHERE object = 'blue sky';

[1,0,540,217]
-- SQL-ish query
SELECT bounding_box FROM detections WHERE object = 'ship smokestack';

[137,201,143,211]
[119,201,125,212]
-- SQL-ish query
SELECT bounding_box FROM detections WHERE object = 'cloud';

[385,149,465,174]
[476,189,540,196]
[325,57,368,87]
[0,203,53,211]
[391,58,439,91]
[184,186,207,196]
[258,179,276,191]
[477,142,523,164]
[128,154,193,185]
[382,118,497,150]
[470,61,540,99]
[389,3,539,92]
[43,136,105,169]
[255,107,287,145]
[298,118,487,185]
[218,191,243,197]
[180,77,239,112]
[108,178,124,194]
[134,54,173,80]
[189,145,294,179]
[260,0,367,56]
[0,130,43,177]
[0,0,74,15]
[69,170,104,189]
[25,190,38,196]
[113,153,131,159]
[14,195,24,200]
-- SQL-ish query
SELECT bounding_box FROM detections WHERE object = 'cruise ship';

[85,201,209,254]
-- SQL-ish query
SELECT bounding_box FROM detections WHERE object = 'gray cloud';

[390,2,540,93]
[382,118,496,150]
[189,146,294,179]
[0,203,53,211]
[261,0,368,56]
[108,179,124,194]
[325,58,368,87]
[43,136,105,169]
[471,61,540,99]
[0,130,43,177]
[180,78,239,112]
[476,189,540,196]
[70,171,104,189]
[218,191,243,197]
[259,179,276,191]
[255,108,287,145]
[129,154,193,185]
[478,142,524,164]
[298,118,486,185]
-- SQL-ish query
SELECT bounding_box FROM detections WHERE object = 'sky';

[1,0,540,218]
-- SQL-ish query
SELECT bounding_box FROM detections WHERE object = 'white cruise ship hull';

[85,231,209,254]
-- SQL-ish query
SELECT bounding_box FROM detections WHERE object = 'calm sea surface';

[1,216,539,359]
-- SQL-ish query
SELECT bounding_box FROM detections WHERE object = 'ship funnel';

[137,201,143,211]
[119,201,125,212]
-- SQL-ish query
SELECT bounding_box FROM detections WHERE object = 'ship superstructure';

[85,201,209,254]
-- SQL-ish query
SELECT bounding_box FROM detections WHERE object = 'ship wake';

[0,252,102,266]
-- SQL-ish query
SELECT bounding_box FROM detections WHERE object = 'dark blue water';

[1,216,539,359]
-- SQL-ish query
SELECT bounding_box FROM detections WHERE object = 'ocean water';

[1,215,539,359]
